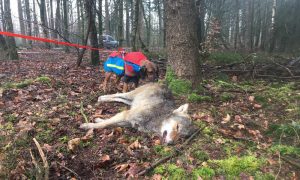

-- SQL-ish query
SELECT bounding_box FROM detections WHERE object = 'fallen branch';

[33,138,49,180]
[57,162,81,178]
[137,127,202,176]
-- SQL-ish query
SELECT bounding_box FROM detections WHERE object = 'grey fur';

[80,83,196,144]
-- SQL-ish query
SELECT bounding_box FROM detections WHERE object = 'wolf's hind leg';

[80,111,130,130]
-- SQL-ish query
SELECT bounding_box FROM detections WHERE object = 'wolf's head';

[160,104,196,144]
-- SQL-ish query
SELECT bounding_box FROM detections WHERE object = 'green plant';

[210,155,264,178]
[154,145,173,157]
[191,167,215,180]
[4,114,18,123]
[166,68,192,96]
[154,163,186,180]
[35,76,51,86]
[191,150,209,161]
[220,92,235,102]
[254,172,275,180]
[15,79,33,88]
[188,93,212,103]
[58,136,69,144]
[269,145,300,156]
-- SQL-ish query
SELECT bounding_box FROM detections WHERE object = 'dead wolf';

[80,83,196,144]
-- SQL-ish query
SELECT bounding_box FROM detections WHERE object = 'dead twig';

[57,162,81,179]
[29,149,43,180]
[80,101,89,123]
[137,127,203,176]
[33,138,49,180]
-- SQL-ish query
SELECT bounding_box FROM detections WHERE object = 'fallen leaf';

[253,104,262,109]
[115,163,130,172]
[231,76,238,82]
[248,96,255,102]
[100,154,110,162]
[151,174,162,180]
[234,115,242,123]
[67,138,81,151]
[125,163,140,178]
[128,140,142,150]
[81,129,94,141]
[43,144,53,152]
[221,114,231,124]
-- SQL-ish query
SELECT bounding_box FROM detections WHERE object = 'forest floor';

[0,49,300,179]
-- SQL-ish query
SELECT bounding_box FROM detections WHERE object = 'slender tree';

[24,0,32,46]
[85,0,99,65]
[63,0,69,52]
[98,0,103,47]
[4,0,18,60]
[32,0,39,37]
[104,0,110,34]
[38,0,51,48]
[17,0,26,44]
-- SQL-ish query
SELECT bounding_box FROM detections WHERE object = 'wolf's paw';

[79,123,95,130]
[95,118,105,123]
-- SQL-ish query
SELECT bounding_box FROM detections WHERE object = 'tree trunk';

[63,0,69,52]
[32,0,39,37]
[0,0,6,31]
[0,27,9,60]
[234,0,239,50]
[84,0,99,66]
[24,0,32,46]
[125,0,130,46]
[98,0,103,47]
[50,0,55,38]
[17,0,26,44]
[118,0,124,47]
[269,0,277,52]
[104,0,110,34]
[165,0,200,85]
[131,0,140,51]
[54,0,61,39]
[196,0,205,45]
[4,0,18,60]
[38,0,51,48]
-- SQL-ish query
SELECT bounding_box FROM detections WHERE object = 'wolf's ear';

[173,104,189,114]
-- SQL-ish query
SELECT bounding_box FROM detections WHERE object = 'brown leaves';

[67,138,81,151]
[221,114,231,124]
[127,140,142,154]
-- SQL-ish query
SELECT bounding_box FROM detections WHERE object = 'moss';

[166,68,192,96]
[188,93,212,103]
[154,145,173,157]
[191,167,215,180]
[260,83,294,104]
[35,76,51,86]
[15,79,33,88]
[154,163,186,180]
[3,114,18,123]
[36,129,54,143]
[169,79,192,95]
[211,155,265,178]
[58,135,69,144]
[220,92,235,102]
[191,150,209,162]
[269,145,300,156]
[254,172,275,180]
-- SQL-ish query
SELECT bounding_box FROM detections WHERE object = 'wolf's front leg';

[80,111,131,130]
